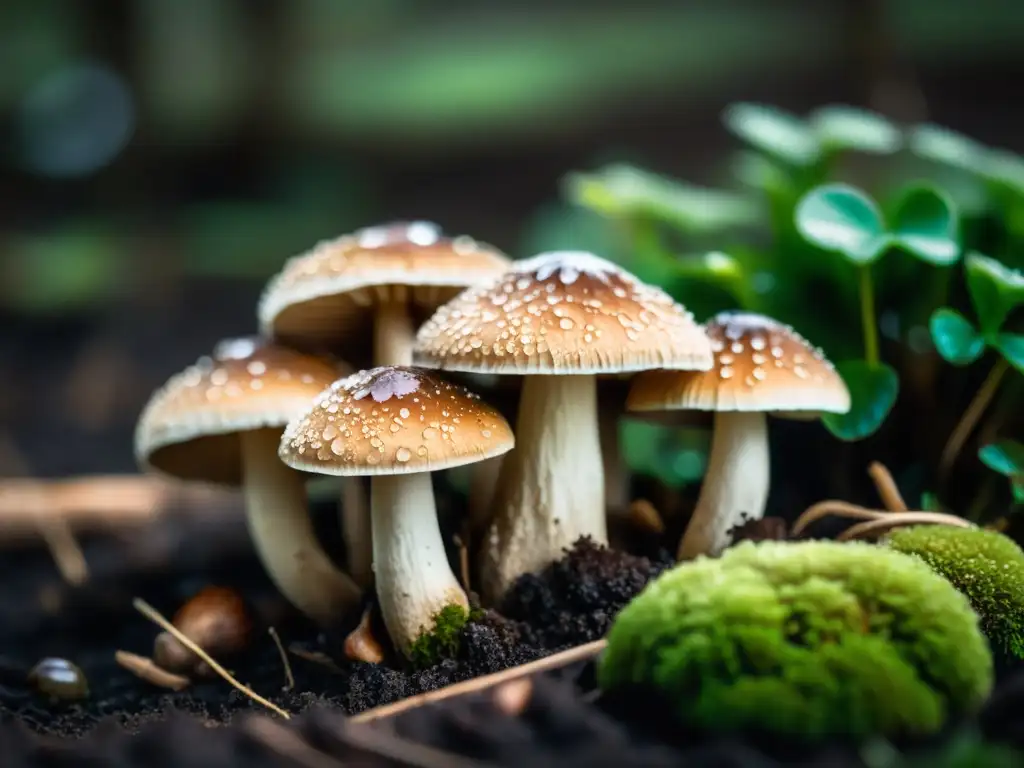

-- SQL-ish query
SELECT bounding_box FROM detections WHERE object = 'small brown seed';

[343,606,384,664]
[28,658,89,701]
[153,586,252,676]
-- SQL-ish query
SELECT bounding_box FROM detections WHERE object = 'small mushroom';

[28,658,89,701]
[258,221,511,587]
[415,251,713,600]
[135,337,361,627]
[153,586,252,676]
[279,366,515,658]
[627,311,850,560]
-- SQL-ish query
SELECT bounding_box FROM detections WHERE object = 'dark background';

[0,0,1021,509]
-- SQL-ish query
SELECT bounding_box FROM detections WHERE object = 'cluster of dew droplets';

[416,250,700,364]
[283,367,501,469]
[708,311,834,388]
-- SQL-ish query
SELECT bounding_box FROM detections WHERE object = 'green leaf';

[908,124,990,175]
[723,102,820,166]
[794,184,889,264]
[809,105,902,155]
[822,360,899,441]
[929,308,985,365]
[995,332,1024,373]
[564,164,759,234]
[890,185,960,265]
[964,253,1024,334]
[978,440,1024,477]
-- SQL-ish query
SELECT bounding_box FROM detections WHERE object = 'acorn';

[153,586,252,677]
[28,658,89,701]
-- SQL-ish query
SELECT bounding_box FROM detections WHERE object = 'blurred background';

[1,0,1022,529]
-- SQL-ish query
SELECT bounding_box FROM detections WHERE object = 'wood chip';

[115,650,190,692]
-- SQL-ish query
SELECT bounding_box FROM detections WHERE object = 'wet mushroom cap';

[626,311,850,417]
[414,251,714,374]
[135,337,344,484]
[258,221,511,353]
[279,366,515,476]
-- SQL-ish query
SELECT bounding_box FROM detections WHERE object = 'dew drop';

[395,447,412,463]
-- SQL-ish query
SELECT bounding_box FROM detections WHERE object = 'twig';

[0,475,239,538]
[352,639,607,723]
[837,512,976,541]
[268,627,294,691]
[289,645,343,673]
[244,715,490,768]
[939,358,1010,481]
[114,650,190,691]
[242,718,346,768]
[867,462,908,512]
[0,435,88,584]
[133,597,291,719]
[791,501,885,537]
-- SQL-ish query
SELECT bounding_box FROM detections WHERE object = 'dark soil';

[0,495,665,741]
[4,649,1022,768]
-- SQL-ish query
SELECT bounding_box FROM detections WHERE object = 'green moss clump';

[886,525,1024,658]
[597,540,993,742]
[408,604,470,668]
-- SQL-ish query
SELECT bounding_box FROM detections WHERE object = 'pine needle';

[133,597,290,719]
[268,627,294,691]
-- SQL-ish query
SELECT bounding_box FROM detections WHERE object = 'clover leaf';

[930,308,986,365]
[965,253,1024,335]
[822,359,900,441]
[794,184,890,264]
[890,185,960,265]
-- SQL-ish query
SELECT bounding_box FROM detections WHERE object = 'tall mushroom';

[278,366,514,658]
[134,337,361,628]
[626,311,850,560]
[258,221,511,584]
[415,251,714,601]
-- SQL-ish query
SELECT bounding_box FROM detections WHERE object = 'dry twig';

[114,650,190,691]
[836,512,976,541]
[866,462,908,512]
[268,627,295,691]
[133,597,290,719]
[352,639,607,723]
[791,501,885,538]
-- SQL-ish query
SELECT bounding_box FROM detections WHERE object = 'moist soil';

[0,493,672,739]
[0,503,1022,767]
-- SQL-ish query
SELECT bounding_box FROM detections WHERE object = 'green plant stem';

[859,265,880,367]
[939,358,1011,479]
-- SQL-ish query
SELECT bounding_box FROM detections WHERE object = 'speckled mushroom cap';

[279,366,515,476]
[414,251,714,375]
[135,337,345,485]
[257,221,511,358]
[626,311,850,418]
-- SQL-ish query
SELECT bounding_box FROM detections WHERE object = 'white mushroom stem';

[467,455,504,537]
[374,300,415,367]
[240,428,362,627]
[482,374,606,602]
[341,477,373,588]
[677,411,769,560]
[600,408,630,516]
[371,472,469,657]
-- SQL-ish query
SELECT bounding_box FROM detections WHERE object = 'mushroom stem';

[678,411,769,560]
[483,374,605,601]
[370,472,468,657]
[600,408,629,516]
[374,300,415,366]
[341,478,373,588]
[467,455,504,538]
[240,428,361,627]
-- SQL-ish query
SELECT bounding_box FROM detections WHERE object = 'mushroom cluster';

[135,221,850,663]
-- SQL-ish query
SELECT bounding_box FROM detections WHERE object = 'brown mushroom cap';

[135,337,344,484]
[414,251,713,375]
[626,311,850,417]
[258,222,511,358]
[279,366,515,476]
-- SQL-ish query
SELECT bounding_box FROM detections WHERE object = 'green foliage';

[794,183,888,264]
[598,540,993,742]
[896,732,1023,768]
[979,440,1024,503]
[886,526,1024,658]
[821,360,899,441]
[407,604,470,669]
